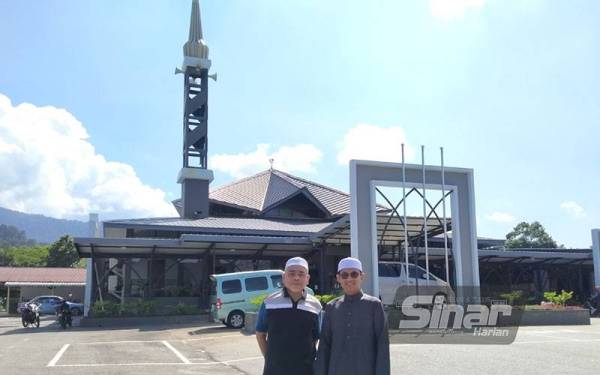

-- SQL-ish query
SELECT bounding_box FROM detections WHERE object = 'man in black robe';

[315,257,390,375]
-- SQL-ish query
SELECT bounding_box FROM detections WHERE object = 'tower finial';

[269,158,275,171]
[183,0,209,60]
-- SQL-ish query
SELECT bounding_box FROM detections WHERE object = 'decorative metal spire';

[176,0,214,220]
[183,0,209,60]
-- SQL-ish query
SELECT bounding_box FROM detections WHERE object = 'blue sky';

[0,0,598,247]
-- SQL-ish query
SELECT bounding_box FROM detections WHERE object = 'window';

[408,265,429,279]
[245,277,268,292]
[270,275,283,288]
[221,280,242,294]
[33,297,46,304]
[378,263,400,277]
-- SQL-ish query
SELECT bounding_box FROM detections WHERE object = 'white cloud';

[0,93,176,219]
[336,124,413,166]
[485,211,516,223]
[560,201,585,218]
[210,143,323,179]
[429,0,487,21]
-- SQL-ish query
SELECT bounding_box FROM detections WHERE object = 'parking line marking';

[76,334,241,346]
[183,333,242,342]
[49,356,265,368]
[79,339,163,345]
[51,362,203,367]
[47,344,70,367]
[222,356,264,364]
[162,341,191,364]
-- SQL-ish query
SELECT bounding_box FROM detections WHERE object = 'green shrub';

[543,290,574,307]
[90,301,120,318]
[120,301,141,316]
[316,294,338,307]
[171,302,199,315]
[90,299,158,317]
[135,300,157,315]
[499,290,524,306]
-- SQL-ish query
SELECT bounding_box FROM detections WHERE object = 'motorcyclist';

[593,286,600,308]
[57,297,72,326]
[585,286,600,316]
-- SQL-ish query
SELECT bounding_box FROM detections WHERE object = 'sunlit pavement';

[0,317,599,374]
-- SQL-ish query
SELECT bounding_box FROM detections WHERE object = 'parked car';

[17,295,84,316]
[378,262,455,306]
[209,270,314,329]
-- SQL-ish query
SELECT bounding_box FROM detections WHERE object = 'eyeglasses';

[339,271,361,279]
[286,270,307,278]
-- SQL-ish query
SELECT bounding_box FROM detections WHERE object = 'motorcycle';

[584,295,600,317]
[57,307,72,329]
[21,303,40,328]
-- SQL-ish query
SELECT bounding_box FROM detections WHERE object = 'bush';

[171,302,200,315]
[315,294,338,307]
[543,290,574,307]
[134,300,157,315]
[90,301,121,318]
[499,290,524,306]
[90,299,158,318]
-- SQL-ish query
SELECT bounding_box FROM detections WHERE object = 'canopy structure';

[75,234,317,259]
[311,214,450,246]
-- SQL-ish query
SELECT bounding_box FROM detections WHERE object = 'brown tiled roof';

[0,267,86,283]
[197,169,352,217]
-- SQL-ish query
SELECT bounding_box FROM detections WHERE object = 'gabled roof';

[0,267,86,284]
[174,169,353,217]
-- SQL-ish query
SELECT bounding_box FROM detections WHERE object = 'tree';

[505,221,558,249]
[0,246,49,267]
[46,235,80,267]
[0,224,35,248]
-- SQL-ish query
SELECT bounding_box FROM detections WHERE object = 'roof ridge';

[260,171,302,211]
[272,169,305,189]
[259,170,274,210]
[273,169,350,197]
[210,169,271,194]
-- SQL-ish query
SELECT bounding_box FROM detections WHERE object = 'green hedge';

[90,300,200,318]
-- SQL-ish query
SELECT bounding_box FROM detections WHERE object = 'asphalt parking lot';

[1,316,599,374]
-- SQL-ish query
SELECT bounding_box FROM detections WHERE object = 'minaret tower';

[176,0,215,219]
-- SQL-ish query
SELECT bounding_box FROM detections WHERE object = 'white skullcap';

[337,257,363,272]
[285,257,308,271]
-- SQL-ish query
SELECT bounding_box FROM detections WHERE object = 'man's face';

[336,268,363,296]
[283,265,310,294]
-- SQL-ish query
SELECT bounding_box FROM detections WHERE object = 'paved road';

[0,316,599,374]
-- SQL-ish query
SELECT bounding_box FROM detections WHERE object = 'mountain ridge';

[0,207,89,244]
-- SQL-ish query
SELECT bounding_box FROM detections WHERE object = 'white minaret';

[176,0,215,219]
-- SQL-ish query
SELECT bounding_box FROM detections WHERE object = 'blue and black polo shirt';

[256,288,322,375]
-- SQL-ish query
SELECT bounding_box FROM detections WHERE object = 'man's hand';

[256,331,268,357]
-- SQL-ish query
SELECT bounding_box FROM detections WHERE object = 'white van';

[209,269,315,329]
[209,270,284,328]
[378,262,454,306]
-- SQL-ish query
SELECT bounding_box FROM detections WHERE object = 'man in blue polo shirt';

[255,257,322,375]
